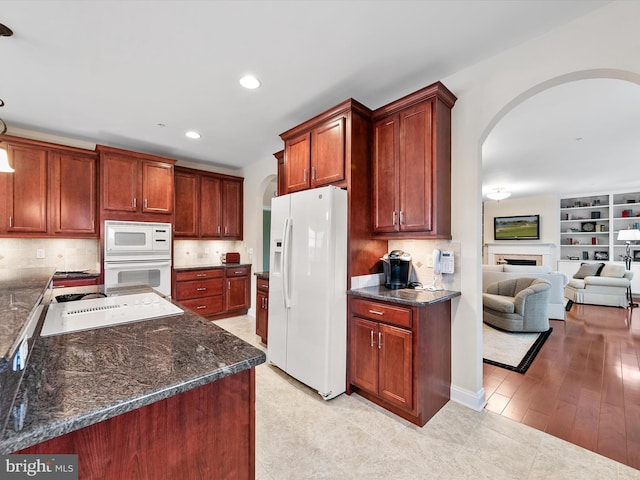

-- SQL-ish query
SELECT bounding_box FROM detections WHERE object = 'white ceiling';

[1,0,616,196]
[483,78,640,200]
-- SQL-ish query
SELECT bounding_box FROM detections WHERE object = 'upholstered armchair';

[483,277,552,332]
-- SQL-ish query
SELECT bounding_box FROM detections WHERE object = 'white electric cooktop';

[41,292,184,337]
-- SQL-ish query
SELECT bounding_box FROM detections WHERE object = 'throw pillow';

[600,263,626,278]
[573,262,605,279]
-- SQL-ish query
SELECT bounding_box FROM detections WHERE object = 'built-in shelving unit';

[559,194,610,261]
[559,191,640,295]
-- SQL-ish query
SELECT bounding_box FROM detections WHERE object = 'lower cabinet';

[173,265,251,320]
[347,295,452,426]
[255,277,269,344]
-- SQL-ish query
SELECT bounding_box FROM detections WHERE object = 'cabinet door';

[174,171,198,237]
[49,152,97,235]
[311,116,345,187]
[226,276,249,312]
[222,179,242,239]
[6,143,48,233]
[398,101,433,233]
[256,290,268,343]
[142,160,173,214]
[200,176,222,237]
[378,323,413,409]
[349,317,379,394]
[102,153,138,212]
[284,133,310,193]
[372,116,399,233]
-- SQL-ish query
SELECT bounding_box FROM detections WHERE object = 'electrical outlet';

[36,249,45,259]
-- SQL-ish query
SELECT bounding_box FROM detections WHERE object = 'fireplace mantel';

[486,243,556,269]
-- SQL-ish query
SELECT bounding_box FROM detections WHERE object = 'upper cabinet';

[49,150,97,235]
[0,135,98,237]
[97,145,175,222]
[174,166,244,240]
[372,82,456,239]
[278,99,389,280]
[280,105,350,194]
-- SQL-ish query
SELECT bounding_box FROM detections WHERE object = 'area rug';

[483,323,552,373]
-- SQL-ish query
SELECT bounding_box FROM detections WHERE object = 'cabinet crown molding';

[372,81,457,120]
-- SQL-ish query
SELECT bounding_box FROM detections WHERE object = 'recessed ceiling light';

[239,75,261,89]
[185,131,201,139]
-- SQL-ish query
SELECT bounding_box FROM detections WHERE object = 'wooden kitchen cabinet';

[49,151,97,236]
[255,276,269,344]
[278,99,388,280]
[226,265,251,314]
[3,141,48,234]
[274,150,285,197]
[349,299,413,410]
[0,135,98,237]
[173,268,225,317]
[281,110,347,194]
[372,81,456,239]
[174,167,244,240]
[173,265,251,319]
[97,145,175,221]
[347,294,452,426]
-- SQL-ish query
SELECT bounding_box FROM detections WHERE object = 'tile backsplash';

[173,239,245,267]
[0,238,100,271]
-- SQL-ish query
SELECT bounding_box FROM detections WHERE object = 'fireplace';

[486,243,556,269]
[502,258,537,266]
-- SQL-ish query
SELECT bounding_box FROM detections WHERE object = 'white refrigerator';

[267,186,347,400]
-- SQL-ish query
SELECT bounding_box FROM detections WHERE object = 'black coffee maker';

[382,250,412,290]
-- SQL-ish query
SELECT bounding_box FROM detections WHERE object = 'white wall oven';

[103,221,172,297]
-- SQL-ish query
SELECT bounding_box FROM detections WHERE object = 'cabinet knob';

[399,210,404,225]
[196,287,207,291]
[132,197,137,208]
[368,309,384,316]
[378,332,383,349]
[196,305,206,310]
[370,330,374,347]
[196,273,207,277]
[392,211,396,226]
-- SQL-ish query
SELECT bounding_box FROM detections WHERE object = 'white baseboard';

[450,384,487,411]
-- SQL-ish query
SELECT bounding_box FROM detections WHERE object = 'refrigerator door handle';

[282,217,292,309]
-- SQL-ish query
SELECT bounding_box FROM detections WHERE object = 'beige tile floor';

[215,316,639,479]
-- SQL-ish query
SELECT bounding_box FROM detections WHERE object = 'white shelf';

[560,192,640,263]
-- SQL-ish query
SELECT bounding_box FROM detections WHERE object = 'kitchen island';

[0,270,265,479]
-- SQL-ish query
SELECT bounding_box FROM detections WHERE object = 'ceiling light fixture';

[486,188,511,201]
[185,131,201,139]
[0,99,14,173]
[239,75,261,89]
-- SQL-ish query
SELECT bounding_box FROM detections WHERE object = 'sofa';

[483,277,552,332]
[564,262,633,308]
[482,264,569,319]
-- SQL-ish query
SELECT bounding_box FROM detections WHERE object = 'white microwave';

[104,220,172,261]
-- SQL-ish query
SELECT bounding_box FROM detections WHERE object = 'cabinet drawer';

[175,278,224,300]
[175,269,224,282]
[226,266,250,277]
[350,298,412,328]
[257,278,269,291]
[179,296,224,316]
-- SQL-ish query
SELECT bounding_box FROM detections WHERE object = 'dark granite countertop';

[173,263,251,271]
[348,285,461,307]
[0,284,265,454]
[254,272,269,280]
[0,268,55,362]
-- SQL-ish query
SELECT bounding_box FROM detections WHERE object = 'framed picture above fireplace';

[494,214,540,240]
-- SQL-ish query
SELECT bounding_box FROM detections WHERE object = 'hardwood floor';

[484,301,640,470]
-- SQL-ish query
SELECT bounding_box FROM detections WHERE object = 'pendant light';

[0,99,13,173]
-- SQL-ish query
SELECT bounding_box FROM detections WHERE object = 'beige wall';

[483,195,560,264]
